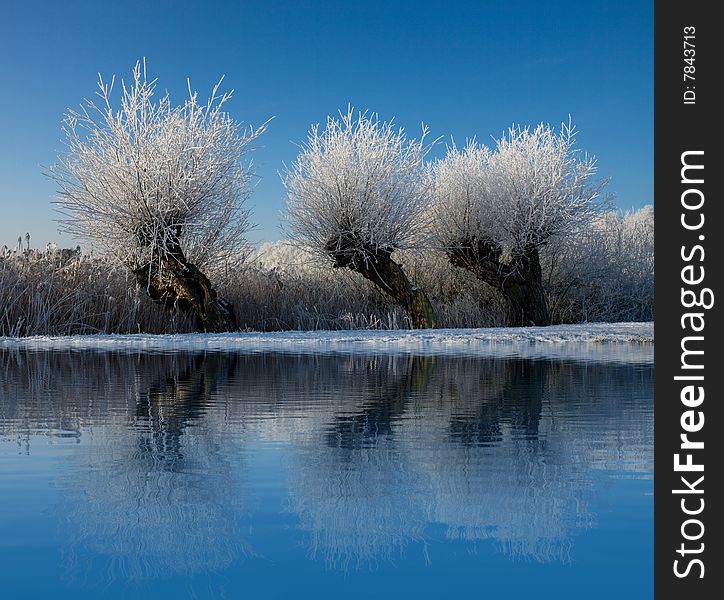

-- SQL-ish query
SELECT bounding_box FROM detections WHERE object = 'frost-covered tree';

[543,205,654,323]
[283,108,436,328]
[431,121,606,326]
[50,61,266,332]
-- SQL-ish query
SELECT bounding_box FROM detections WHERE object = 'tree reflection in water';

[1,351,250,581]
[282,356,651,568]
[0,349,652,577]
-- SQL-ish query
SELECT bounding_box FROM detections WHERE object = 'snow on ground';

[0,322,653,363]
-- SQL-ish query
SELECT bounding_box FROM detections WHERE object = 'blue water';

[0,350,653,599]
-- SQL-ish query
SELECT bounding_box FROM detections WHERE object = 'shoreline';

[0,322,653,363]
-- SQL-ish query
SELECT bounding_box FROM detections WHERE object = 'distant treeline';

[0,206,652,337]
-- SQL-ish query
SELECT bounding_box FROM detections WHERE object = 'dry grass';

[0,247,504,336]
[0,250,195,336]
[0,206,653,337]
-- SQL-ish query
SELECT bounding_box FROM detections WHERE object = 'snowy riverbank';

[1,322,653,363]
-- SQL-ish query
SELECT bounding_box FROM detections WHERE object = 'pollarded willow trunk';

[355,253,437,329]
[133,251,237,333]
[447,240,550,327]
[326,238,436,329]
[499,251,549,327]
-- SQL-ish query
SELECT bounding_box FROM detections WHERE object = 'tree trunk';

[357,254,436,329]
[328,245,436,329]
[500,251,549,327]
[448,241,550,327]
[134,255,237,333]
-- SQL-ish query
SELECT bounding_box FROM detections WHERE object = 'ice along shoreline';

[0,322,653,364]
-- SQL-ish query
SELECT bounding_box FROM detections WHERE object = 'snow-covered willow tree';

[283,108,436,329]
[49,61,267,332]
[431,121,607,326]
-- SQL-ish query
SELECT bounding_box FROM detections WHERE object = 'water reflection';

[1,351,249,581]
[0,349,652,579]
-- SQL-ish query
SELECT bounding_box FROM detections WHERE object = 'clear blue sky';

[0,0,652,249]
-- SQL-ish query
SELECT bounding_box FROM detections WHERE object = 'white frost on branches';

[50,60,267,271]
[283,107,434,263]
[431,121,607,258]
[428,141,494,250]
[544,205,654,321]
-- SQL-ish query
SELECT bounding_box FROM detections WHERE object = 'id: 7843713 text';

[683,26,696,104]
